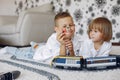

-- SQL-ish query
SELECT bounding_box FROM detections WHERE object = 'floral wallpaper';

[14,0,51,14]
[15,0,120,43]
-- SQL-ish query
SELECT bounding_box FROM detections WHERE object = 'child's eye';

[63,26,66,28]
[95,30,97,32]
[95,29,99,32]
[69,24,75,27]
[89,30,92,32]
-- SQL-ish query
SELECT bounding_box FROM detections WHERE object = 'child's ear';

[54,26,58,32]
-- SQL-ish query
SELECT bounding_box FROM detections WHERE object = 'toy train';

[51,55,120,70]
[51,56,84,70]
[85,56,117,70]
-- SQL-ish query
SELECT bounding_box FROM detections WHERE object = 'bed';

[0,45,120,80]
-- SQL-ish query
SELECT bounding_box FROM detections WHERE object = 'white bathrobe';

[79,39,112,58]
[33,33,81,62]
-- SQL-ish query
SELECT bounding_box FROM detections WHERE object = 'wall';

[0,0,16,15]
[0,0,51,15]
[15,0,51,14]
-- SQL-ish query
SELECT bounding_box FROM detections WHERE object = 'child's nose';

[91,31,95,35]
[66,26,71,32]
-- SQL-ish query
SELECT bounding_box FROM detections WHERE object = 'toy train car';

[85,56,117,70]
[51,55,120,70]
[51,56,84,70]
[117,55,120,66]
[111,55,120,67]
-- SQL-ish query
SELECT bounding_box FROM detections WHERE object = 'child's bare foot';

[30,41,39,51]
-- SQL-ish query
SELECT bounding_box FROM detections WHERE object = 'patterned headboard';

[15,0,120,43]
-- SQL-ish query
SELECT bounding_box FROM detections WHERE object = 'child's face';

[89,29,104,42]
[55,17,75,39]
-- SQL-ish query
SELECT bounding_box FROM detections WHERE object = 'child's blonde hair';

[88,17,112,41]
[54,12,72,27]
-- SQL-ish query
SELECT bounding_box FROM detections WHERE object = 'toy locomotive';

[51,56,84,69]
[51,55,120,70]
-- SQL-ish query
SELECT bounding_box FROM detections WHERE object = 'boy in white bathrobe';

[33,12,82,62]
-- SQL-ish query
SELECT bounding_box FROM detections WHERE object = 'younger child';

[79,17,112,58]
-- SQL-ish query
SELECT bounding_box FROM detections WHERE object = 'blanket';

[0,54,120,80]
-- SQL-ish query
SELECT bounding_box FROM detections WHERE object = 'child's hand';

[65,39,74,56]
[65,40,74,52]
[65,40,73,51]
[56,32,66,45]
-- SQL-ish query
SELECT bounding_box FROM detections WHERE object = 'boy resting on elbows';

[33,12,82,61]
